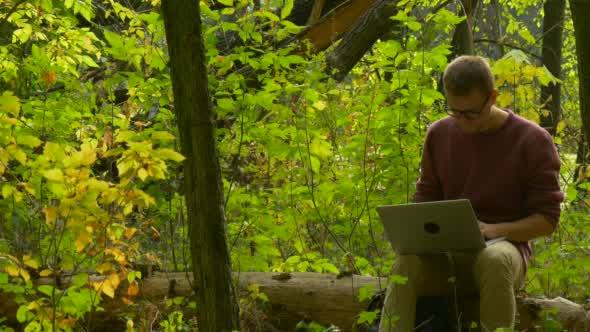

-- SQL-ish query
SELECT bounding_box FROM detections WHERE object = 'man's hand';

[479,221,503,240]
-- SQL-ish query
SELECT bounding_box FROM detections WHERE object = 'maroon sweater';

[414,110,564,263]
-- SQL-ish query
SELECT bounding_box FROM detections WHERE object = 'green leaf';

[281,0,294,19]
[357,309,380,325]
[358,284,375,302]
[155,148,185,162]
[310,156,320,174]
[16,305,28,323]
[0,273,8,284]
[40,0,53,11]
[2,185,14,198]
[406,20,421,31]
[388,274,407,285]
[217,98,235,110]
[24,321,41,332]
[72,273,88,288]
[79,55,99,67]
[13,24,32,44]
[0,91,21,116]
[64,0,74,8]
[218,0,233,5]
[104,30,123,49]
[151,131,176,141]
[38,285,54,297]
[17,135,42,148]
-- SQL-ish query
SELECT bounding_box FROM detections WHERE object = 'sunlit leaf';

[17,135,42,148]
[43,169,64,182]
[0,91,20,116]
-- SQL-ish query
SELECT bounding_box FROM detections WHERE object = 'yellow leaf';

[102,281,115,298]
[27,301,40,310]
[23,255,39,269]
[312,100,327,111]
[123,203,133,215]
[43,207,58,225]
[0,115,18,125]
[75,231,92,252]
[2,184,14,198]
[137,168,148,181]
[6,265,19,277]
[124,227,137,239]
[44,142,63,161]
[17,135,42,148]
[106,248,127,264]
[20,268,30,282]
[39,269,53,277]
[0,91,21,116]
[14,150,26,165]
[43,169,64,182]
[108,273,120,289]
[127,281,139,296]
[96,263,112,274]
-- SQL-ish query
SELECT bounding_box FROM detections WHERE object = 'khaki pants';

[379,241,525,332]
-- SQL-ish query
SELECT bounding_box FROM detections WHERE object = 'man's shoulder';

[427,117,454,135]
[510,112,553,142]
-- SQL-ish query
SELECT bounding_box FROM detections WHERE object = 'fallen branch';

[1,272,588,331]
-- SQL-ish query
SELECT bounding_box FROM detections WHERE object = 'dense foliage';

[0,0,587,330]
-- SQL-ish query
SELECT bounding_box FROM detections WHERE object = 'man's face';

[445,89,495,134]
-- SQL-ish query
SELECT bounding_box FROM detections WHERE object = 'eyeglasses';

[444,95,491,119]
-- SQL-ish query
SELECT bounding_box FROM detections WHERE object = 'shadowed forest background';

[0,0,589,331]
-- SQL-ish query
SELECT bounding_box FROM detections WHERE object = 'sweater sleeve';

[523,130,564,226]
[414,126,443,203]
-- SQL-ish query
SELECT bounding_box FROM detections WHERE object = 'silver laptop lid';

[376,199,485,254]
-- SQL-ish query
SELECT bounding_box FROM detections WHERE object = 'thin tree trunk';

[450,0,478,57]
[570,0,590,148]
[539,0,565,135]
[161,1,240,331]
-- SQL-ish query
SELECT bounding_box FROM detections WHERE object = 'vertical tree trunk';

[570,0,590,155]
[161,1,240,331]
[539,0,565,135]
[570,0,590,191]
[450,0,478,57]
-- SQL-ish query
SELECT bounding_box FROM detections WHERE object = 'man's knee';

[475,242,521,284]
[393,255,422,280]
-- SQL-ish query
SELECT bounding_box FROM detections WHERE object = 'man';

[379,55,564,332]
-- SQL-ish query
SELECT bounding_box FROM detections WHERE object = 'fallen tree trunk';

[2,272,589,331]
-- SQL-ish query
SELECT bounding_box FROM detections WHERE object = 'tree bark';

[307,0,327,25]
[286,0,347,26]
[161,1,240,331]
[539,0,565,135]
[326,0,401,81]
[570,0,590,151]
[296,0,378,53]
[450,0,478,57]
[3,272,587,331]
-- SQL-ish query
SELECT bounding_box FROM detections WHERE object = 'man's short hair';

[442,55,495,96]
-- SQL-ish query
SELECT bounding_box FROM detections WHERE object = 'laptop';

[376,199,506,255]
